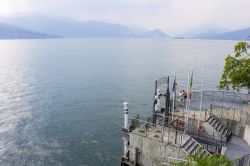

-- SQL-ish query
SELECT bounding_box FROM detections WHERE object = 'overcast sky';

[0,0,250,35]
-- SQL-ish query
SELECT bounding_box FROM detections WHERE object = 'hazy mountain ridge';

[137,29,169,38]
[0,23,59,39]
[0,15,169,38]
[181,25,226,38]
[202,27,250,40]
[192,30,222,39]
[0,14,249,40]
[183,26,250,40]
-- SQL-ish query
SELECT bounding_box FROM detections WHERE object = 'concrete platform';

[225,136,250,160]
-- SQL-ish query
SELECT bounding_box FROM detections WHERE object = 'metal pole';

[240,110,242,122]
[187,68,193,131]
[198,68,205,130]
[233,92,235,108]
[185,74,190,132]
[222,106,224,117]
[210,104,213,113]
[165,77,170,126]
[175,119,178,144]
[172,72,176,122]
[247,89,249,101]
[233,108,235,120]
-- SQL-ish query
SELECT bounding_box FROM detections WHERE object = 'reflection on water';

[0,39,237,165]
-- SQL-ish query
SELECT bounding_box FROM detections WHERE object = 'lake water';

[0,38,238,166]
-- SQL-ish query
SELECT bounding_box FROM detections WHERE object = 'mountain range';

[0,14,249,40]
[177,25,250,40]
[197,27,250,40]
[0,23,59,39]
[0,15,169,39]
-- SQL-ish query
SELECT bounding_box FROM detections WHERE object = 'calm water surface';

[0,38,237,166]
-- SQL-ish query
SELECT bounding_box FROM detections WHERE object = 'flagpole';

[185,74,190,132]
[186,67,193,132]
[188,67,193,112]
[172,72,176,122]
[198,68,205,130]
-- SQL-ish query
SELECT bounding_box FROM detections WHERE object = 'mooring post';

[123,102,129,157]
[123,102,129,129]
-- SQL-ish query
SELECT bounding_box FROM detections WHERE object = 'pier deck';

[225,136,250,160]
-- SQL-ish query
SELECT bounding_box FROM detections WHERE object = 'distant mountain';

[181,25,227,39]
[173,36,185,39]
[205,27,250,40]
[181,25,250,40]
[67,21,135,37]
[0,23,59,39]
[138,29,169,38]
[192,29,222,39]
[0,14,169,38]
[0,15,91,37]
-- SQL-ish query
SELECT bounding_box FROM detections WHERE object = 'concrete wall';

[243,125,250,145]
[222,119,245,137]
[129,133,187,166]
[211,107,249,125]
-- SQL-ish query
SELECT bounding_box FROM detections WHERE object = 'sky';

[0,0,250,35]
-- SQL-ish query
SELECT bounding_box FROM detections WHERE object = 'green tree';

[172,151,233,166]
[218,42,250,91]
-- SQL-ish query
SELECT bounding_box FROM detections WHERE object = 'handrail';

[129,114,225,150]
[209,104,250,125]
[191,91,249,105]
[173,103,250,125]
[232,153,250,166]
[183,134,210,154]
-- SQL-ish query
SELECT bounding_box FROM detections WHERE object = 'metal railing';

[232,154,250,166]
[190,91,249,108]
[129,114,224,153]
[192,91,249,102]
[128,114,249,165]
[209,104,250,125]
[173,103,250,125]
[129,114,183,146]
[171,91,248,110]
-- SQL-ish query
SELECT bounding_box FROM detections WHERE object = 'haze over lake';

[0,38,238,165]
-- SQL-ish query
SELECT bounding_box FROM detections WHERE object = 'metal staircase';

[206,114,232,138]
[181,136,210,155]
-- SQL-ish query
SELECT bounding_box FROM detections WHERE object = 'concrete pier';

[121,83,250,166]
[121,104,250,165]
